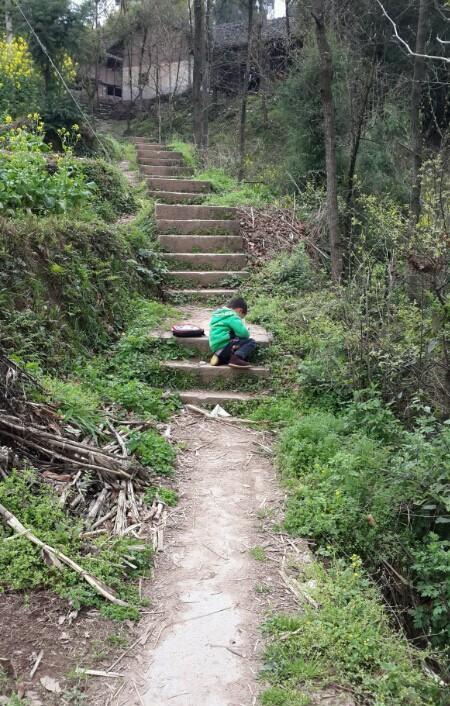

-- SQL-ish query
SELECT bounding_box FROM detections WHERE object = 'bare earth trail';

[113,413,280,706]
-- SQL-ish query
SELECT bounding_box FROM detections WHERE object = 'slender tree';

[311,0,343,282]
[193,0,207,151]
[238,0,255,181]
[410,0,430,229]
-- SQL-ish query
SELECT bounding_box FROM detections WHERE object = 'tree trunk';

[5,0,13,42]
[409,0,429,229]
[344,58,376,241]
[203,0,213,151]
[238,0,255,181]
[193,0,207,153]
[312,0,343,283]
[285,0,291,40]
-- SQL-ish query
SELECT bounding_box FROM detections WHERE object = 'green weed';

[196,167,275,206]
[249,546,267,561]
[127,429,176,476]
[43,377,102,436]
[6,696,29,706]
[0,470,152,617]
[262,561,446,705]
[168,140,198,168]
[144,486,179,507]
[107,632,129,648]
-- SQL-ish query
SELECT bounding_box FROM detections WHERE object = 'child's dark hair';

[228,297,248,314]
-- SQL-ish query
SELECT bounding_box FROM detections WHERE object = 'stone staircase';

[133,138,272,406]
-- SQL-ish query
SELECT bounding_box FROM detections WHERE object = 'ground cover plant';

[262,561,446,706]
[0,118,90,216]
[0,470,151,620]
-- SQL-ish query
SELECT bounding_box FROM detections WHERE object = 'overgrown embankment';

[239,234,449,704]
[0,128,166,367]
[0,126,181,701]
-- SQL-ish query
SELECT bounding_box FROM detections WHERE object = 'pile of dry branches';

[0,353,172,604]
[239,206,327,265]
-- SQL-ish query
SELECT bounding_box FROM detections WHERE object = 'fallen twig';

[30,650,43,679]
[0,502,129,607]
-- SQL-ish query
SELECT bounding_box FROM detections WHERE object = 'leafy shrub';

[278,412,345,479]
[127,429,176,476]
[280,405,450,651]
[79,158,137,220]
[262,561,446,705]
[0,119,91,215]
[248,243,322,298]
[0,470,151,616]
[144,486,179,507]
[411,534,450,647]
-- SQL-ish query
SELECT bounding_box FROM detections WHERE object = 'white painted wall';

[122,58,192,102]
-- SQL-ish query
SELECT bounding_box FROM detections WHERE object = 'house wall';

[121,30,192,103]
[122,57,192,102]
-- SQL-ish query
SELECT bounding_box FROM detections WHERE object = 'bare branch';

[376,0,450,63]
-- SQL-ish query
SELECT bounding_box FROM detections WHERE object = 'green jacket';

[209,307,250,353]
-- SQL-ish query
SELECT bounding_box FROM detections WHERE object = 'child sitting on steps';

[209,297,256,369]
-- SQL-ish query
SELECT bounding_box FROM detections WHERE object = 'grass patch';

[127,429,176,476]
[168,140,198,168]
[0,470,151,618]
[196,167,275,207]
[249,546,267,561]
[144,486,179,507]
[262,561,446,705]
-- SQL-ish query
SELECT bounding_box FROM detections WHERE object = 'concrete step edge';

[179,390,266,404]
[166,288,237,294]
[163,360,269,375]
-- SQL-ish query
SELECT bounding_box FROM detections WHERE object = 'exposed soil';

[0,590,132,703]
[87,410,312,706]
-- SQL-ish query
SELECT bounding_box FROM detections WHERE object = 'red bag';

[171,324,205,338]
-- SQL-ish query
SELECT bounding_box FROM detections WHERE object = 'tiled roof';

[213,16,295,49]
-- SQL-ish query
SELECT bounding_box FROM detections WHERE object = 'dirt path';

[108,411,283,706]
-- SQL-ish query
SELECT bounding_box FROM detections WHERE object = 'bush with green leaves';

[0,470,151,618]
[279,404,450,652]
[79,158,137,220]
[127,429,176,476]
[262,561,446,706]
[144,486,179,507]
[0,119,91,215]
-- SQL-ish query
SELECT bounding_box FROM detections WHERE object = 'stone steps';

[139,158,185,167]
[150,191,208,204]
[138,150,184,160]
[165,253,247,270]
[159,235,244,253]
[140,143,273,407]
[140,165,193,177]
[165,288,237,302]
[131,138,161,145]
[149,177,212,194]
[156,204,236,220]
[169,270,247,286]
[163,360,269,380]
[158,219,240,235]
